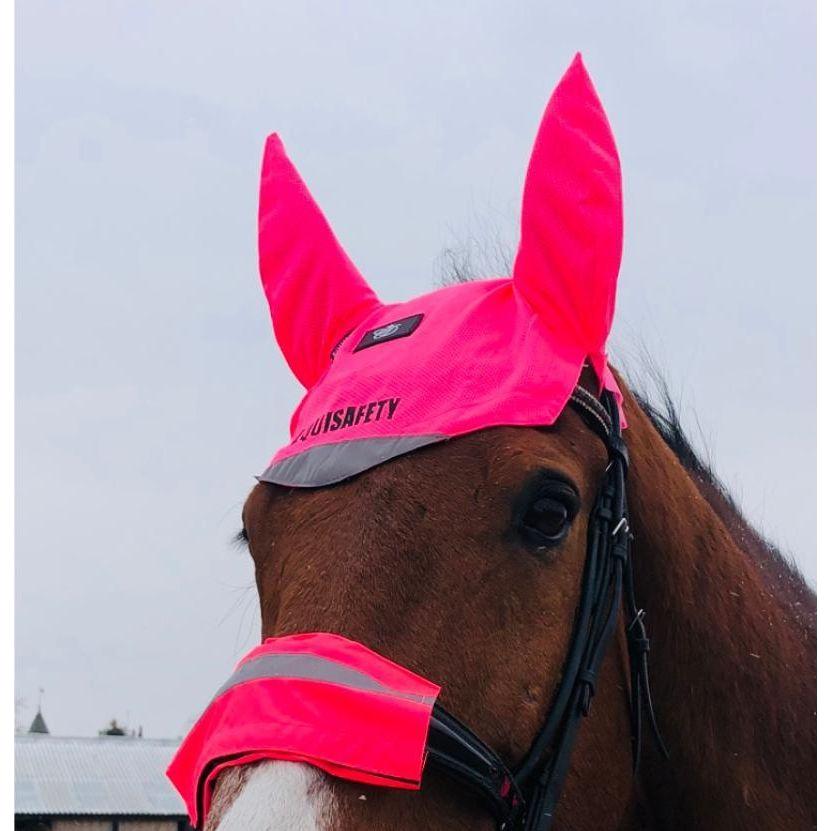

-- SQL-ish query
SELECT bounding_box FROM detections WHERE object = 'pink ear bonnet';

[257,54,624,487]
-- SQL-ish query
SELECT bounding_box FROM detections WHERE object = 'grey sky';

[16,1,815,739]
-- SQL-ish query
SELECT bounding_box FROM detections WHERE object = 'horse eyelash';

[233,527,249,549]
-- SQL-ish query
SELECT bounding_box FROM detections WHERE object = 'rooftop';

[15,733,185,817]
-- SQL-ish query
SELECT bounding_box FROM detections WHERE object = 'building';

[15,714,192,831]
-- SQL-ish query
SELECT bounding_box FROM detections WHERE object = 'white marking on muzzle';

[216,761,333,831]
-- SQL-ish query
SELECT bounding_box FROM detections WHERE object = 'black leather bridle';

[424,385,668,830]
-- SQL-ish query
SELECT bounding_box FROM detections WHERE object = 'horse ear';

[512,54,622,374]
[258,134,381,389]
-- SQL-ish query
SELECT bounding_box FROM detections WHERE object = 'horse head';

[167,52,817,831]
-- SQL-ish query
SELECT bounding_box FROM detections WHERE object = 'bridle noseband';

[424,386,667,830]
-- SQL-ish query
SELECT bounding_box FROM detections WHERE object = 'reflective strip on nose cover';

[166,632,441,827]
[213,652,433,703]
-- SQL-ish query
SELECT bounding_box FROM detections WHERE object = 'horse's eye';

[517,481,578,548]
[525,496,569,536]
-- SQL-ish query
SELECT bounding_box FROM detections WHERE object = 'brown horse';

[197,61,815,830]
[205,370,815,831]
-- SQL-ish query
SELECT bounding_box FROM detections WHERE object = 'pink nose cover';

[166,634,441,827]
[258,53,625,488]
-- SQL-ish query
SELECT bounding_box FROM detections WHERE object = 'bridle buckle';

[611,516,629,537]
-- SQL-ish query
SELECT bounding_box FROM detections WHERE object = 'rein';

[425,385,667,830]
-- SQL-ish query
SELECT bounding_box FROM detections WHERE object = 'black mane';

[633,371,815,613]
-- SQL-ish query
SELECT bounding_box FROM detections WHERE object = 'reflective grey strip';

[259,434,445,488]
[213,652,431,703]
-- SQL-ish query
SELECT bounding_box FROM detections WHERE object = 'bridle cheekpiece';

[424,386,668,830]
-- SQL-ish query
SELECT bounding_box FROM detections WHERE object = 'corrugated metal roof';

[15,734,185,816]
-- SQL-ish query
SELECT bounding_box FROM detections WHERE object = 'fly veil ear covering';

[258,135,382,389]
[257,53,625,488]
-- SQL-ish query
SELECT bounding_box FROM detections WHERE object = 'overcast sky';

[15,1,815,739]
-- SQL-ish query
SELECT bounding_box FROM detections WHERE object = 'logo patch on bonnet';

[354,314,424,352]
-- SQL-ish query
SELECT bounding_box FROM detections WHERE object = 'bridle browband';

[424,385,668,830]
